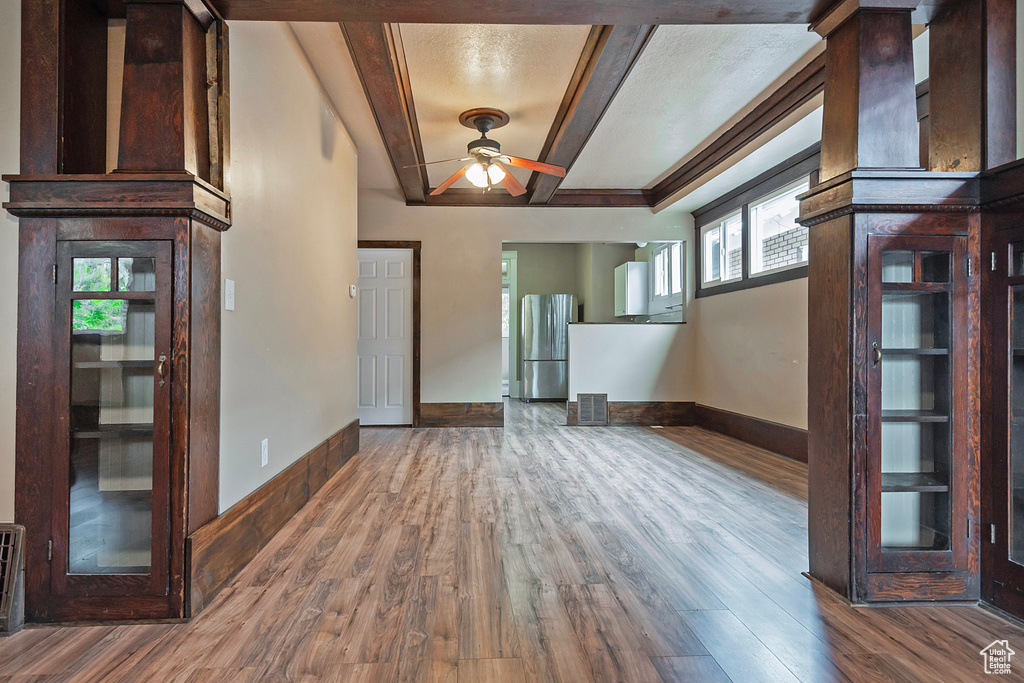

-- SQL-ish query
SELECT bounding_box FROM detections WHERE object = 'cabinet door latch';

[992,523,998,544]
[47,539,52,561]
[52,264,57,284]
[992,252,998,271]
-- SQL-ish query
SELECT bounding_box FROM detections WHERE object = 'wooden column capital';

[810,0,921,38]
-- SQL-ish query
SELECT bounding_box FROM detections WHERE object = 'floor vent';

[0,524,25,636]
[577,393,609,426]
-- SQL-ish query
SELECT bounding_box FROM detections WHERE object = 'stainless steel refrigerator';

[521,294,577,401]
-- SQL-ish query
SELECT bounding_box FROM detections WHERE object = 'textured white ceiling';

[289,23,402,192]
[399,24,591,188]
[561,24,822,190]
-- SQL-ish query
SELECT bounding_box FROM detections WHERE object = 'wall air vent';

[0,524,25,636]
[577,393,608,426]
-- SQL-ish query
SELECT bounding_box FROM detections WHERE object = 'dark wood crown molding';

[527,25,656,205]
[341,22,428,203]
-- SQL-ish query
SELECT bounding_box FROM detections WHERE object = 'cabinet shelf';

[883,348,949,356]
[881,409,949,423]
[881,472,949,493]
[73,423,153,439]
[74,360,153,369]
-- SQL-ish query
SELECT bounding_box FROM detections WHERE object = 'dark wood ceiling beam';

[211,0,946,25]
[340,22,427,203]
[420,188,649,208]
[648,51,825,209]
[528,25,656,205]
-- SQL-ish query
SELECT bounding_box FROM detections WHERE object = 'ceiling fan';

[414,108,566,197]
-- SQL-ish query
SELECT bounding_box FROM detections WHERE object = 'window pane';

[655,249,667,295]
[721,215,742,282]
[749,179,809,276]
[118,257,157,292]
[670,243,682,294]
[74,258,112,292]
[882,251,915,283]
[703,227,721,284]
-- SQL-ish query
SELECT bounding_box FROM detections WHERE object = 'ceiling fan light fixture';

[487,163,506,184]
[466,162,489,188]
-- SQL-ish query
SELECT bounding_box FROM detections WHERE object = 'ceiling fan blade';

[403,156,471,169]
[501,155,566,178]
[430,164,472,196]
[496,164,527,197]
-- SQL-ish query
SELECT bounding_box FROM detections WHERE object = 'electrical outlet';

[260,438,269,468]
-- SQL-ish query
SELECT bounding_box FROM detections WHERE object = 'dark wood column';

[20,0,107,175]
[803,0,982,603]
[816,1,920,181]
[118,0,216,180]
[928,0,1016,172]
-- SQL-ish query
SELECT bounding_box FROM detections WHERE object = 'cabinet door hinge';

[992,251,998,271]
[967,518,971,538]
[967,256,973,277]
[992,523,998,544]
[47,539,52,561]
[52,264,57,284]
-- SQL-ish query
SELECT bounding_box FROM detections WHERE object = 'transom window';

[693,144,817,298]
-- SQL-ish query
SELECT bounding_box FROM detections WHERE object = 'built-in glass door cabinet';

[984,228,1024,617]
[54,241,174,616]
[862,235,977,601]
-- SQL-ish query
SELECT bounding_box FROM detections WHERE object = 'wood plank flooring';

[3,400,1024,681]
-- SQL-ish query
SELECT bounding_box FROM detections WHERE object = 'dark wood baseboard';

[419,402,504,427]
[186,418,360,616]
[563,399,807,463]
[566,401,696,426]
[694,404,808,463]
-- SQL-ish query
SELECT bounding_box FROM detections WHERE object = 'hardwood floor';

[3,400,1024,681]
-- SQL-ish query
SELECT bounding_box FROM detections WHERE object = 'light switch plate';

[349,284,357,299]
[225,279,235,311]
[261,438,269,468]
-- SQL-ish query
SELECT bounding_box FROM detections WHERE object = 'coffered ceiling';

[294,18,833,211]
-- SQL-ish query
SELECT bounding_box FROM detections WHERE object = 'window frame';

[698,210,743,290]
[693,143,819,299]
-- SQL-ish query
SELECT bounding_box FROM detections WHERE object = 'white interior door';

[357,249,414,425]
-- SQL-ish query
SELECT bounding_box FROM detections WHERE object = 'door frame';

[502,250,519,398]
[358,241,422,427]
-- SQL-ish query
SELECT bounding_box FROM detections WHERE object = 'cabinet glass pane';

[118,257,156,292]
[1013,244,1024,277]
[69,298,155,575]
[921,252,951,283]
[1010,285,1024,565]
[882,251,914,283]
[73,258,112,292]
[879,284,951,551]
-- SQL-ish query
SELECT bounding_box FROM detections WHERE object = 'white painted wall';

[0,0,21,522]
[693,278,809,429]
[568,324,695,401]
[358,189,691,403]
[218,23,359,511]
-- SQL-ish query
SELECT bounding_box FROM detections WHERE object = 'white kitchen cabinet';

[614,262,648,316]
